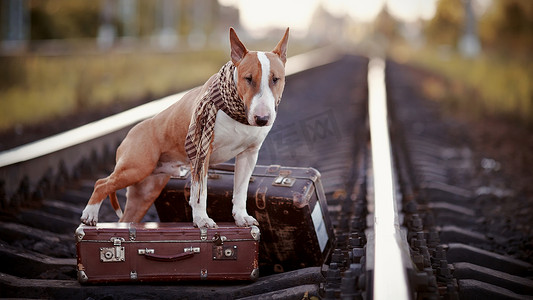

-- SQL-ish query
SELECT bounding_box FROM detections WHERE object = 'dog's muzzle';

[254,115,270,127]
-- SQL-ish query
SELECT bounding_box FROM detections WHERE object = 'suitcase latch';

[212,233,237,260]
[212,233,227,246]
[207,173,220,179]
[213,244,238,260]
[176,166,190,179]
[100,237,125,262]
[273,171,296,187]
[112,237,124,246]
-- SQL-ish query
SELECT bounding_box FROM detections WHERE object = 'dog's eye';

[245,76,253,84]
[272,77,280,84]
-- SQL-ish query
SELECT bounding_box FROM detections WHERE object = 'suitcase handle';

[143,252,195,262]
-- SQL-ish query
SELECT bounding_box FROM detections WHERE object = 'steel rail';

[0,46,341,168]
[368,58,411,299]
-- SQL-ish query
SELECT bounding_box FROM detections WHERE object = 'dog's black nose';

[254,115,269,126]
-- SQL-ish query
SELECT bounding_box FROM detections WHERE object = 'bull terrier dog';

[81,27,289,228]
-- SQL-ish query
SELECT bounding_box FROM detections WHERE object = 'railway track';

[1,50,532,299]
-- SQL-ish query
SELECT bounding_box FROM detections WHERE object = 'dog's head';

[229,27,289,127]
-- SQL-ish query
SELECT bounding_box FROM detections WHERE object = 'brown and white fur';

[81,27,289,228]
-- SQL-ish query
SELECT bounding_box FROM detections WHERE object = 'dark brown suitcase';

[154,164,334,274]
[75,222,260,283]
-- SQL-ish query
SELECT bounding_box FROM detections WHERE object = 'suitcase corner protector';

[250,225,260,241]
[77,270,88,283]
[308,167,321,179]
[75,224,85,242]
[250,268,259,281]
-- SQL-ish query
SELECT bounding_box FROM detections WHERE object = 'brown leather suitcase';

[154,164,334,274]
[75,222,260,283]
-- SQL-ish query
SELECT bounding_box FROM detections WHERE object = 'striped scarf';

[185,61,248,189]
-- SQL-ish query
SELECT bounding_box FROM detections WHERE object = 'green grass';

[0,42,314,132]
[0,49,228,131]
[392,45,533,127]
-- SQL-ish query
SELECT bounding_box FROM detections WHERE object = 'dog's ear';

[272,27,289,65]
[230,27,248,66]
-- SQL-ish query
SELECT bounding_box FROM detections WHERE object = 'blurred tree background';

[426,0,532,56]
[479,0,533,56]
[0,0,531,141]
[0,0,244,135]
[0,0,313,139]
[426,0,464,47]
[392,0,532,127]
[28,1,100,39]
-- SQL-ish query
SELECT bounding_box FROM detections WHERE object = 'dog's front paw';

[80,205,99,226]
[233,213,259,227]
[193,215,218,228]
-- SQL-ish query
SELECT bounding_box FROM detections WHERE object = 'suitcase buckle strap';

[129,224,136,241]
[200,228,208,241]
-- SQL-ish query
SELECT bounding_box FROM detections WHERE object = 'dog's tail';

[109,192,123,219]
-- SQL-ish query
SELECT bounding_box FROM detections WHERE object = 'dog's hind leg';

[120,174,171,223]
[81,153,158,225]
[81,176,114,226]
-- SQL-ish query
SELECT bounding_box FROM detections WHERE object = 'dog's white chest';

[210,110,271,164]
